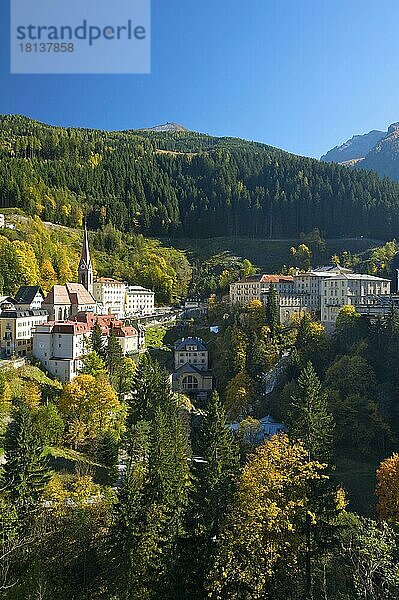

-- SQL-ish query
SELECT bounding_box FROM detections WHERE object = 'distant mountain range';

[321,123,399,180]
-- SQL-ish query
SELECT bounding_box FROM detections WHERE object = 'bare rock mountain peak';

[321,129,385,164]
[139,122,188,133]
[321,122,399,181]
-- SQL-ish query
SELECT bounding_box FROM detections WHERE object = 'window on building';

[182,375,199,390]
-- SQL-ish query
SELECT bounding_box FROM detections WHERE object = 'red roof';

[260,275,293,283]
[113,325,138,338]
[70,313,137,337]
[53,322,91,335]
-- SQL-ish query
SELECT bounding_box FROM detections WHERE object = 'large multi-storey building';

[172,337,213,401]
[0,308,48,357]
[0,286,48,358]
[125,285,155,316]
[33,320,91,382]
[33,313,142,382]
[230,275,294,305]
[13,286,45,310]
[321,273,391,328]
[93,277,126,318]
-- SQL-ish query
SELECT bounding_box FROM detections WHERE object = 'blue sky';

[1,0,399,157]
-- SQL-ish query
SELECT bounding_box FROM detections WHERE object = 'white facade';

[33,322,90,383]
[321,274,391,327]
[93,278,126,318]
[125,286,155,316]
[14,287,45,310]
[115,331,139,355]
[230,275,294,305]
[0,310,48,357]
[292,271,337,311]
[33,316,142,382]
[174,337,209,371]
[23,290,43,310]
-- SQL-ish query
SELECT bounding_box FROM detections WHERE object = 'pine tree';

[110,456,151,597]
[3,405,51,516]
[147,399,191,598]
[112,387,191,599]
[287,361,334,462]
[197,391,239,533]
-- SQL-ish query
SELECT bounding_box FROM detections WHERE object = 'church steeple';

[78,221,93,295]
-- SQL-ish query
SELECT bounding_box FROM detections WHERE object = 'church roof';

[43,285,71,305]
[43,283,95,306]
[65,283,95,304]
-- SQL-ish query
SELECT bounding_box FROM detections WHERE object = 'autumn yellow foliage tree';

[376,454,399,522]
[225,371,254,420]
[0,236,40,294]
[209,435,328,598]
[229,326,248,374]
[58,374,125,446]
[242,299,266,332]
[40,258,57,292]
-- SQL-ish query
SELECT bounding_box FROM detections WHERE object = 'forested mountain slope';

[1,114,399,239]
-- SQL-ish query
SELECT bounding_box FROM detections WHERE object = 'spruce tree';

[198,391,239,531]
[287,363,339,598]
[183,392,239,598]
[112,388,191,599]
[287,361,334,462]
[91,321,104,356]
[128,354,172,424]
[3,405,51,516]
[148,399,191,598]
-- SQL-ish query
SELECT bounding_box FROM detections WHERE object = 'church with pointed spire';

[78,221,94,296]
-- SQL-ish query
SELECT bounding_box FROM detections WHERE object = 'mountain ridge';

[2,114,399,240]
[138,122,188,133]
[321,129,385,164]
[321,123,399,181]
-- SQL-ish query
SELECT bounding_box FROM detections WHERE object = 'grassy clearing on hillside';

[164,236,384,272]
[46,447,111,484]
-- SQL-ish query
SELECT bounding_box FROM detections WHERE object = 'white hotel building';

[92,279,155,318]
[125,285,155,316]
[321,273,391,328]
[93,277,126,318]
